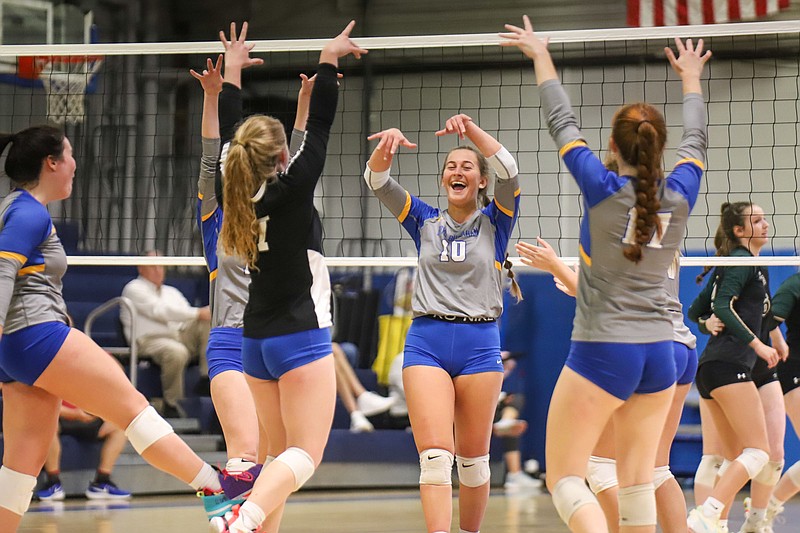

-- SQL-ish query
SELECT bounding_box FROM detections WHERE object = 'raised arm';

[219,22,263,90]
[499,15,556,86]
[515,237,578,297]
[666,38,710,165]
[190,55,223,141]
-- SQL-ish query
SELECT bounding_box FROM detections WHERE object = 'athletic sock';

[191,462,221,491]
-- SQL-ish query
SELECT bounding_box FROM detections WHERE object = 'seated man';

[35,402,131,501]
[120,250,211,417]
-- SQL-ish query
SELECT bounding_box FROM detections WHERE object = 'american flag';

[628,0,790,26]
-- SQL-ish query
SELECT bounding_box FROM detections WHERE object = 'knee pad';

[125,405,174,454]
[719,458,732,478]
[586,455,618,494]
[618,484,656,527]
[695,454,724,487]
[653,465,674,490]
[0,466,37,516]
[456,454,490,488]
[419,448,453,486]
[275,447,315,491]
[754,460,784,485]
[551,475,597,525]
[736,448,770,479]
[786,460,800,486]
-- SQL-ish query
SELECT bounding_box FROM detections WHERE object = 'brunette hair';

[0,125,65,187]
[696,201,752,283]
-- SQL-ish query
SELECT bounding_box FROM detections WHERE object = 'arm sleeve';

[279,63,339,197]
[289,128,305,158]
[772,274,800,321]
[488,146,520,218]
[712,266,758,344]
[667,93,707,212]
[216,83,244,202]
[0,205,50,327]
[198,137,221,220]
[123,281,199,324]
[372,176,437,251]
[687,275,714,333]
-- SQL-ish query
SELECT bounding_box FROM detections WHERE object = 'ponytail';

[504,253,523,302]
[611,104,667,264]
[696,201,751,283]
[1,126,65,187]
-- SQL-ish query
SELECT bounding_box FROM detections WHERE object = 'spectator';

[120,251,211,418]
[332,343,395,432]
[35,402,131,501]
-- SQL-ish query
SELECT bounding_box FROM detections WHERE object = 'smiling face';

[441,148,489,212]
[735,204,769,250]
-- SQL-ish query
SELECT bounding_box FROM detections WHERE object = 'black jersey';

[771,273,800,359]
[691,247,770,370]
[243,62,338,339]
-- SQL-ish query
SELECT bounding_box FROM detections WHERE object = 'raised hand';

[190,55,224,95]
[665,37,711,81]
[220,21,264,71]
[516,237,561,274]
[436,114,473,140]
[499,15,549,61]
[368,128,417,158]
[320,20,369,65]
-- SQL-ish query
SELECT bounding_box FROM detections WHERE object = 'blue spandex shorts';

[566,340,676,400]
[402,316,503,377]
[674,342,698,386]
[0,321,71,384]
[207,327,244,380]
[242,327,332,381]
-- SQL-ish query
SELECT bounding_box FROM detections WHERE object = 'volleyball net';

[0,21,799,268]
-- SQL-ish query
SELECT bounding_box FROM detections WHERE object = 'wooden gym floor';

[18,488,800,532]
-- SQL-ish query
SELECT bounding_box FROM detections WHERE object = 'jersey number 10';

[439,239,467,262]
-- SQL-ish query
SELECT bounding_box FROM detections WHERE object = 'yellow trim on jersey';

[675,157,704,171]
[18,264,45,276]
[397,192,412,223]
[201,206,218,222]
[0,251,26,264]
[579,244,592,267]
[494,260,502,271]
[494,198,514,218]
[559,140,588,158]
[514,188,521,197]
[198,192,204,200]
[209,269,218,281]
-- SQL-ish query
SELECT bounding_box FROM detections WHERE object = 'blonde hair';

[220,115,287,268]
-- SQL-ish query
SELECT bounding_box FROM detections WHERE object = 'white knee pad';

[695,454,724,487]
[754,460,784,485]
[0,466,37,516]
[653,465,674,490]
[274,447,315,491]
[419,448,454,485]
[786,460,800,486]
[586,455,618,494]
[618,483,656,527]
[719,458,732,478]
[551,475,597,525]
[456,454,490,488]
[125,405,175,454]
[736,448,770,479]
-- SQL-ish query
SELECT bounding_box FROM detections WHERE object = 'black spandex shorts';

[752,357,779,389]
[779,356,800,395]
[696,360,752,400]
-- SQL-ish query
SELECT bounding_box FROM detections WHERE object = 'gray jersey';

[0,189,69,333]
[666,251,697,349]
[540,79,706,343]
[371,148,520,319]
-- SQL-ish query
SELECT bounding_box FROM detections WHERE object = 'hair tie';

[637,120,652,131]
[232,140,249,150]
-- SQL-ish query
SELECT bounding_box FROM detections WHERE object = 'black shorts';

[779,356,800,395]
[752,357,779,389]
[696,360,752,400]
[59,418,104,441]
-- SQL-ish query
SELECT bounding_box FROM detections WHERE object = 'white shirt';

[120,276,200,342]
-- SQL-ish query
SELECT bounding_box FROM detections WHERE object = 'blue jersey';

[540,79,706,343]
[0,189,69,333]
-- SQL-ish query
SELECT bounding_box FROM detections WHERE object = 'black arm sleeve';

[215,83,244,204]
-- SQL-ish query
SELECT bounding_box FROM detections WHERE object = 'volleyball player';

[502,16,709,532]
[191,22,318,523]
[364,111,521,533]
[519,241,697,533]
[687,202,783,532]
[207,22,366,533]
[0,127,230,532]
[757,270,800,527]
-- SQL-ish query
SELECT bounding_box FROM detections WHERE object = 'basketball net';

[35,55,103,125]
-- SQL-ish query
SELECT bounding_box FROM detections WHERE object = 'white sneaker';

[503,471,543,491]
[687,507,720,533]
[356,391,395,416]
[350,410,374,433]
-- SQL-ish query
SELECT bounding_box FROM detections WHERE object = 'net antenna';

[34,53,102,125]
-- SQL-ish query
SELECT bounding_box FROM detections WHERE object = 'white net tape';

[37,57,102,125]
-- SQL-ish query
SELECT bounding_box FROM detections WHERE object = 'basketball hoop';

[34,55,103,125]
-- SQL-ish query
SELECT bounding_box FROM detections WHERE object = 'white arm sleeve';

[488,146,518,181]
[363,164,392,191]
